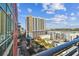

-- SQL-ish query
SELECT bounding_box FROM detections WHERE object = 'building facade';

[26,16,45,38]
[0,3,18,56]
[18,25,24,36]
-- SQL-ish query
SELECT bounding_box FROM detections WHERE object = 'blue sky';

[18,3,79,30]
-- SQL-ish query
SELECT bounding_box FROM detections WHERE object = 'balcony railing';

[34,37,79,56]
[0,35,12,56]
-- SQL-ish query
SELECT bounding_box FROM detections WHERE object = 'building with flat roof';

[26,16,45,38]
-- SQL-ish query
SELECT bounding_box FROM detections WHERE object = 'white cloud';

[69,17,77,20]
[45,13,78,29]
[63,22,68,25]
[42,3,66,14]
[46,14,77,24]
[70,13,75,16]
[45,13,78,28]
[51,3,66,11]
[53,14,68,22]
[46,10,54,14]
[53,15,77,23]
[69,13,77,21]
[70,23,79,26]
[27,8,32,13]
[42,3,50,11]
[45,14,68,24]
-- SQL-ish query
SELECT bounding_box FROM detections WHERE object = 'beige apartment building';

[26,16,45,38]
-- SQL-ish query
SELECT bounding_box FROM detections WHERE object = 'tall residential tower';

[26,16,45,38]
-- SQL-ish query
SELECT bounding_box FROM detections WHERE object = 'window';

[0,4,6,12]
[0,3,17,56]
[7,4,13,13]
[0,7,6,42]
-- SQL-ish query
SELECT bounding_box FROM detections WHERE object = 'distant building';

[18,25,24,35]
[26,16,45,38]
[33,30,46,38]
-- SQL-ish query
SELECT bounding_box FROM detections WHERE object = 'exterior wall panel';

[0,3,18,56]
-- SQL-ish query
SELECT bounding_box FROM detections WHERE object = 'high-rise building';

[0,3,18,56]
[26,16,33,33]
[26,16,45,38]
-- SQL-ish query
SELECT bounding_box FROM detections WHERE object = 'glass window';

[0,3,16,56]
[0,8,6,43]
[6,5,12,36]
[7,5,11,15]
[7,4,13,14]
[0,3,6,12]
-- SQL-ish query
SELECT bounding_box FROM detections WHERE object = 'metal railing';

[34,37,79,56]
[0,35,12,56]
[0,35,12,47]
[3,40,13,56]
